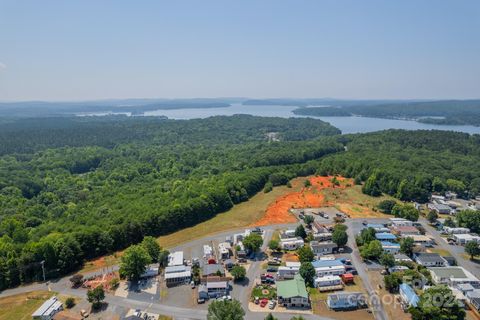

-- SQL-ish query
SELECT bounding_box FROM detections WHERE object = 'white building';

[314,275,342,288]
[429,267,480,287]
[280,237,304,250]
[444,227,470,234]
[277,265,300,279]
[32,296,63,320]
[218,242,232,259]
[390,218,413,227]
[168,251,184,267]
[165,265,192,287]
[453,234,480,245]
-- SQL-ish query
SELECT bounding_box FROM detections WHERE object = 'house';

[168,251,184,267]
[457,283,475,295]
[394,254,413,263]
[431,194,446,202]
[224,259,235,270]
[414,253,447,267]
[314,275,342,289]
[310,241,337,256]
[407,234,434,246]
[218,242,232,260]
[280,237,304,250]
[312,259,346,277]
[32,296,63,320]
[276,274,310,308]
[375,232,397,241]
[140,264,159,278]
[392,226,420,236]
[453,234,480,245]
[381,241,400,254]
[165,265,191,287]
[198,279,229,299]
[388,266,409,273]
[277,264,300,280]
[428,203,453,215]
[312,222,332,234]
[282,229,296,238]
[312,232,333,241]
[429,267,480,287]
[466,290,480,311]
[202,264,225,277]
[444,227,470,234]
[366,223,390,233]
[327,292,364,310]
[390,218,413,227]
[399,284,419,308]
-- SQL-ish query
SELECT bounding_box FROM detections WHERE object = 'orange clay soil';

[253,175,387,226]
[253,176,347,226]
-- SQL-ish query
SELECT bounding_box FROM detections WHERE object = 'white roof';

[454,234,480,240]
[315,265,345,272]
[164,270,191,279]
[280,237,304,243]
[285,261,301,267]
[203,245,213,256]
[315,275,341,281]
[168,251,184,266]
[206,281,228,289]
[32,296,61,317]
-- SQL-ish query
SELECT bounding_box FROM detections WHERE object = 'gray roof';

[415,253,445,263]
[394,254,412,261]
[202,264,225,276]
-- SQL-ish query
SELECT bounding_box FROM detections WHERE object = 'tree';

[207,299,245,320]
[356,227,376,246]
[456,210,480,233]
[299,262,315,287]
[231,265,246,281]
[360,240,383,260]
[69,274,83,287]
[377,200,397,214]
[119,244,152,282]
[465,241,480,260]
[243,233,263,252]
[290,316,306,320]
[297,246,314,263]
[65,297,75,309]
[400,237,415,257]
[265,313,278,320]
[295,224,307,239]
[268,240,279,251]
[413,285,465,320]
[264,181,273,193]
[444,217,456,228]
[384,273,402,293]
[303,215,314,227]
[109,277,120,289]
[141,236,162,263]
[362,173,381,196]
[87,285,105,309]
[427,210,438,224]
[332,229,348,247]
[392,204,419,222]
[304,179,311,187]
[379,252,395,269]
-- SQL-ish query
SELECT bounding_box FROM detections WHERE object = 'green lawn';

[0,291,55,320]
[251,284,277,300]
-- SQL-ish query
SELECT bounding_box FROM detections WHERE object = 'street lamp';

[40,260,46,282]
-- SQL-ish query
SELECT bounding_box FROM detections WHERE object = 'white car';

[268,300,276,309]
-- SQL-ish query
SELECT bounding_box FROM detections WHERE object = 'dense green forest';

[292,100,480,126]
[2,114,480,291]
[318,130,480,202]
[0,115,341,290]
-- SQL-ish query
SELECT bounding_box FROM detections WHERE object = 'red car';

[260,298,269,308]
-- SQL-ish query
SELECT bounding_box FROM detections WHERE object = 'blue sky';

[0,0,479,101]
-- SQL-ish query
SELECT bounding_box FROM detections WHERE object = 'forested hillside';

[0,115,341,290]
[318,130,480,202]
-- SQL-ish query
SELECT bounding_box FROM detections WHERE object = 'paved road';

[419,218,480,277]
[346,220,388,320]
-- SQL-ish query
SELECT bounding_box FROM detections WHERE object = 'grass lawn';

[251,284,277,300]
[428,248,452,257]
[158,178,304,248]
[0,291,55,320]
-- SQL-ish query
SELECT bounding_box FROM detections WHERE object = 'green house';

[276,274,310,308]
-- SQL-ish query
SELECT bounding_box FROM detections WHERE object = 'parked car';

[267,266,278,272]
[197,298,205,304]
[268,300,276,309]
[260,298,269,308]
[254,296,260,304]
[190,281,195,289]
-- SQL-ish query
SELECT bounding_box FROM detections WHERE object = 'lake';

[143,103,480,134]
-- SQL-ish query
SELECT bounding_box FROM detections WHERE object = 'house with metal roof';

[390,218,413,227]
[429,267,480,287]
[276,274,310,308]
[394,254,413,263]
[375,232,397,241]
[414,253,447,267]
[198,279,229,299]
[202,264,225,277]
[399,284,419,307]
[310,241,337,256]
[381,241,400,254]
[168,251,184,267]
[32,296,63,320]
[164,265,191,287]
[327,292,364,310]
[312,259,346,277]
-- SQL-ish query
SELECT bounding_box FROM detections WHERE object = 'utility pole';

[40,260,46,282]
